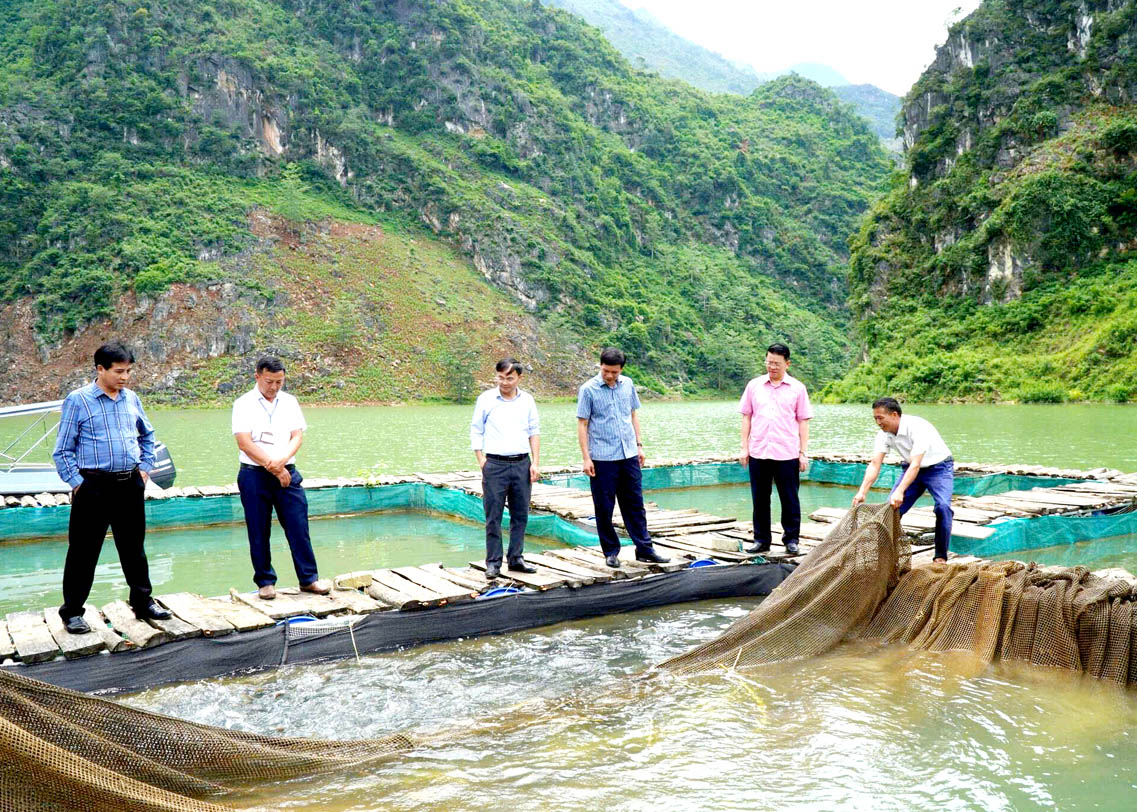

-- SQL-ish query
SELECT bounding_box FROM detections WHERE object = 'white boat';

[0,400,176,495]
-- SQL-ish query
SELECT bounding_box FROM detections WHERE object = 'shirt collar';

[495,387,522,402]
[592,373,621,390]
[87,380,122,400]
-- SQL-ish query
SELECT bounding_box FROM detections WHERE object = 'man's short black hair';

[495,357,524,376]
[599,347,626,367]
[873,397,902,415]
[94,341,134,369]
[256,356,286,374]
[767,343,791,361]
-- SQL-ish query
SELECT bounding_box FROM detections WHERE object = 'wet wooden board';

[0,620,17,661]
[212,592,276,630]
[657,531,741,555]
[6,611,59,663]
[419,562,492,592]
[948,522,997,540]
[615,545,688,572]
[274,588,355,618]
[230,589,318,620]
[394,566,479,603]
[147,611,203,641]
[330,588,389,614]
[468,560,567,590]
[101,601,172,648]
[81,604,132,653]
[369,570,448,610]
[542,548,633,580]
[524,553,611,584]
[999,489,1110,508]
[158,593,236,636]
[656,535,751,563]
[43,609,105,659]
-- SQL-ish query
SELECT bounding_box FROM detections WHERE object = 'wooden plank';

[81,604,132,653]
[158,593,236,636]
[661,535,753,562]
[562,546,652,577]
[0,620,16,661]
[371,569,448,609]
[468,560,567,590]
[418,562,492,592]
[5,611,60,663]
[999,489,1109,507]
[525,553,611,584]
[330,588,389,614]
[101,601,171,648]
[147,611,203,641]
[542,548,632,580]
[615,545,687,572]
[230,589,316,620]
[275,588,355,618]
[211,592,276,630]
[948,522,996,540]
[394,566,479,602]
[653,521,740,536]
[43,609,105,659]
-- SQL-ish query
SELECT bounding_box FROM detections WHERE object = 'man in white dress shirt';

[853,397,954,562]
[470,358,541,579]
[232,356,329,599]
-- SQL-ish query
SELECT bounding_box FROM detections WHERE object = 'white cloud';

[617,0,983,96]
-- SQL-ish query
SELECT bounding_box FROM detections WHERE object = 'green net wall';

[959,508,1137,558]
[0,483,600,547]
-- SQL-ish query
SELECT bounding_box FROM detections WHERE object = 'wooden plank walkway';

[4,454,1137,667]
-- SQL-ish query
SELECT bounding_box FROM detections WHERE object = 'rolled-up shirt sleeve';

[134,394,157,472]
[53,396,83,489]
[470,397,487,450]
[527,397,540,437]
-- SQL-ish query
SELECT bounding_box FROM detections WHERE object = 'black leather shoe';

[635,548,671,564]
[784,540,800,555]
[604,554,621,569]
[508,560,538,574]
[134,600,172,621]
[485,564,501,579]
[744,541,772,555]
[63,615,91,635]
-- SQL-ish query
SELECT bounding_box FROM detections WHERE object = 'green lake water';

[6,401,1137,486]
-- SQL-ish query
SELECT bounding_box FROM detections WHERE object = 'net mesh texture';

[3,502,1136,810]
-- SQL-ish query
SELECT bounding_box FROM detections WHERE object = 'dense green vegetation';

[0,0,889,394]
[826,0,1137,403]
[544,0,901,149]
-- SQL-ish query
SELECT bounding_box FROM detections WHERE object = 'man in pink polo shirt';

[738,343,813,556]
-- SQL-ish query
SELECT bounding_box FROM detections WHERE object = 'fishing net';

[3,502,1136,810]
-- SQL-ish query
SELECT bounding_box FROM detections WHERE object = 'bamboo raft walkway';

[2,453,1137,668]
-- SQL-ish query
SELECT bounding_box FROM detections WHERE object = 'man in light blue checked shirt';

[577,347,669,569]
[52,341,171,634]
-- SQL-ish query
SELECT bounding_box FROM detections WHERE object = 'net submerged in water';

[3,503,1136,810]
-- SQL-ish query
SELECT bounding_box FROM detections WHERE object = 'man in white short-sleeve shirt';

[232,356,328,600]
[853,397,954,562]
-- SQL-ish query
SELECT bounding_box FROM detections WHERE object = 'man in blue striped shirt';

[52,342,171,634]
[577,348,669,568]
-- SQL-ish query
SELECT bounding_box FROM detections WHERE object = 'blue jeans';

[892,458,954,560]
[237,465,319,588]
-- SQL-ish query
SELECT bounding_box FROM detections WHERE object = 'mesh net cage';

[4,502,1137,810]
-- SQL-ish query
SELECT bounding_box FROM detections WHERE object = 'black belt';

[80,467,138,481]
[241,463,297,471]
[486,453,529,462]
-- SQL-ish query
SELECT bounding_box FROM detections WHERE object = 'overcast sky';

[617,0,984,96]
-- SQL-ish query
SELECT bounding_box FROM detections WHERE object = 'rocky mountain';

[542,0,901,149]
[827,0,1137,403]
[0,0,889,403]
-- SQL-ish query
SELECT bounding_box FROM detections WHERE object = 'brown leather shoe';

[258,584,276,600]
[300,579,331,595]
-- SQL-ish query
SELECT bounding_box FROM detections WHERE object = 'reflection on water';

[646,481,931,522]
[128,600,1137,812]
[0,510,566,617]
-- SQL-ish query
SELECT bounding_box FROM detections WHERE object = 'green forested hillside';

[0,0,889,398]
[826,0,1137,403]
